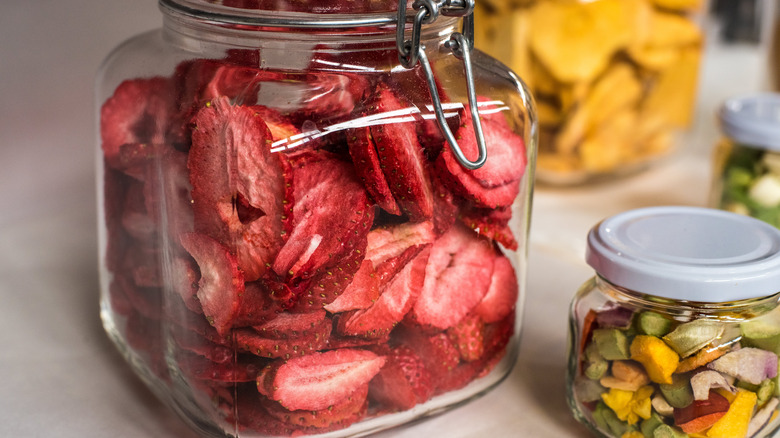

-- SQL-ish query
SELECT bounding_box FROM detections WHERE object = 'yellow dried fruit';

[706,389,757,438]
[630,335,680,385]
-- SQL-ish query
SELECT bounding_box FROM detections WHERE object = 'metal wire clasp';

[396,0,487,170]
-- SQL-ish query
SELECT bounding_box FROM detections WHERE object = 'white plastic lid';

[586,206,780,302]
[719,93,780,151]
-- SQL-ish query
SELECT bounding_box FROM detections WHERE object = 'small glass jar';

[711,93,780,229]
[567,206,780,438]
[95,1,536,437]
[474,0,704,185]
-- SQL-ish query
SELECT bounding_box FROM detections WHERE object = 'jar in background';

[711,93,780,229]
[567,206,780,438]
[475,0,704,185]
[96,0,536,436]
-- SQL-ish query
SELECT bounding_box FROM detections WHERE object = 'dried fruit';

[368,345,435,411]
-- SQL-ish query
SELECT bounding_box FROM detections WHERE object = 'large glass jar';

[95,1,536,436]
[711,93,780,229]
[567,206,780,438]
[475,0,704,185]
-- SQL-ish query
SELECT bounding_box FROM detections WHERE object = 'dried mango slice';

[528,0,641,83]
[630,335,680,385]
[628,7,703,71]
[706,389,757,438]
[640,46,702,128]
[579,110,638,173]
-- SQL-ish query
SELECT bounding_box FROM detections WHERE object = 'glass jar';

[711,93,780,229]
[95,1,536,437]
[474,0,704,185]
[567,206,780,438]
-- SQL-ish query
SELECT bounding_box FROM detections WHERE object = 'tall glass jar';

[567,206,780,438]
[475,0,704,185]
[95,1,536,436]
[711,93,780,229]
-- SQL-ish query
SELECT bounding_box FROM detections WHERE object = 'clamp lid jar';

[567,206,780,438]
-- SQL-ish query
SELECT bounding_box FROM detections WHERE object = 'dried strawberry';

[100,77,175,168]
[447,313,485,362]
[122,244,162,288]
[171,324,234,364]
[323,260,381,313]
[408,224,495,330]
[177,351,263,383]
[288,237,367,313]
[368,345,435,411]
[459,204,518,250]
[120,182,157,242]
[111,274,162,320]
[252,309,330,339]
[260,383,369,430]
[368,84,435,221]
[234,320,331,360]
[272,150,373,280]
[232,280,280,327]
[125,311,168,380]
[142,149,194,243]
[188,96,286,281]
[170,256,201,313]
[251,105,299,143]
[295,72,371,123]
[335,246,430,339]
[431,176,459,235]
[398,328,462,388]
[473,254,518,324]
[364,221,436,271]
[256,348,385,412]
[436,112,527,209]
[180,232,245,336]
[347,126,401,215]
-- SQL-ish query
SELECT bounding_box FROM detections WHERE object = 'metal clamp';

[396,0,486,170]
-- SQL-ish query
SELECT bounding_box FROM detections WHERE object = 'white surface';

[0,1,772,437]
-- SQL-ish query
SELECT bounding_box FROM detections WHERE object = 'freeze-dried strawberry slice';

[106,143,168,181]
[232,280,279,327]
[323,260,381,313]
[335,246,430,339]
[408,224,495,330]
[364,221,435,270]
[290,237,367,312]
[459,204,518,250]
[256,348,385,412]
[447,313,485,362]
[111,274,162,320]
[180,232,245,336]
[347,126,401,215]
[431,176,459,236]
[369,84,435,221]
[436,113,527,208]
[251,105,299,143]
[252,309,329,338]
[100,77,174,166]
[295,72,372,123]
[120,182,157,242]
[177,351,263,383]
[260,383,369,430]
[398,327,462,390]
[234,320,331,359]
[368,345,435,411]
[473,255,518,324]
[272,151,373,280]
[189,96,286,281]
[171,324,234,364]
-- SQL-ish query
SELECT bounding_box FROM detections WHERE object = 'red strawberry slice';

[232,280,280,327]
[447,313,486,362]
[251,105,299,143]
[252,309,329,338]
[347,126,401,215]
[180,232,245,336]
[436,112,527,208]
[398,328,462,388]
[170,256,200,314]
[408,224,495,330]
[477,312,515,378]
[111,274,162,320]
[256,348,385,412]
[120,181,157,242]
[105,142,170,182]
[335,246,430,339]
[364,221,436,269]
[368,84,435,221]
[170,324,234,364]
[260,383,369,430]
[188,96,286,281]
[296,72,372,123]
[368,345,435,411]
[100,77,174,167]
[431,176,460,236]
[272,150,373,280]
[177,351,263,383]
[473,254,518,324]
[459,204,518,250]
[323,260,381,313]
[289,237,368,312]
[122,244,162,288]
[234,320,331,360]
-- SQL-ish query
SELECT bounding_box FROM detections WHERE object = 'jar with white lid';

[711,93,780,229]
[567,206,780,438]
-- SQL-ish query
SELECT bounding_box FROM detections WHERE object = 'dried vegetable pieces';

[99,52,529,436]
[573,305,780,437]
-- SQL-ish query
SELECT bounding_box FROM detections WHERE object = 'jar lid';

[586,206,780,302]
[719,93,780,151]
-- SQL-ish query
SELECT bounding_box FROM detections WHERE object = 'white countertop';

[0,1,773,437]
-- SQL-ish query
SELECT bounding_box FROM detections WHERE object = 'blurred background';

[0,0,777,437]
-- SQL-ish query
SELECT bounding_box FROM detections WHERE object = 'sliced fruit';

[673,390,730,434]
[256,348,385,411]
[705,389,757,438]
[409,224,495,330]
[336,246,430,338]
[324,259,381,313]
[707,347,779,385]
[252,309,329,339]
[180,232,245,336]
[234,320,331,360]
[188,96,286,281]
[473,254,518,324]
[447,313,486,362]
[458,204,518,250]
[347,126,401,215]
[368,84,435,220]
[368,345,435,411]
[260,383,369,430]
[272,150,373,280]
[690,370,736,401]
[630,335,680,385]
